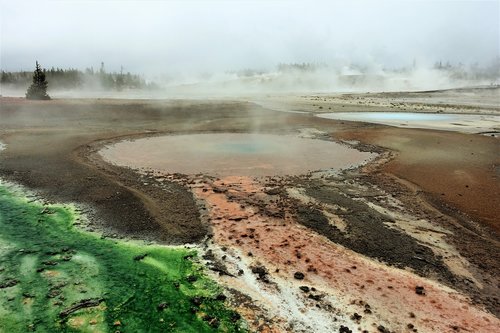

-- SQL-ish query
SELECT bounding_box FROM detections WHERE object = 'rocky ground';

[0,88,498,332]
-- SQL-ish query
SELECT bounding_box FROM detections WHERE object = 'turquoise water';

[318,112,457,122]
[316,112,500,133]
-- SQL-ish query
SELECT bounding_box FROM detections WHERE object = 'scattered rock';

[308,294,322,301]
[212,187,227,193]
[299,286,310,292]
[294,272,305,280]
[350,312,362,321]
[133,253,148,261]
[415,286,426,295]
[377,325,390,333]
[251,265,270,283]
[264,187,282,195]
[339,325,352,333]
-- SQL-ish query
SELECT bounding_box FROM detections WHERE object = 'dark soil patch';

[295,180,456,284]
[0,98,290,244]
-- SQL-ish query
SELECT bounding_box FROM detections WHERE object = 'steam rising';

[1,0,499,96]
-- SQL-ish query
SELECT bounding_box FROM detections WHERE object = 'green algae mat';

[0,182,246,333]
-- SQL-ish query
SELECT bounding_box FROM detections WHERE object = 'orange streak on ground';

[194,176,499,333]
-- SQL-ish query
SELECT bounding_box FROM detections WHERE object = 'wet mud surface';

[1,92,499,332]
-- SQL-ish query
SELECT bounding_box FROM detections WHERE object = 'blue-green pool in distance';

[317,112,500,133]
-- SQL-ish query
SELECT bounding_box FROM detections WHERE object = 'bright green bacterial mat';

[0,182,246,333]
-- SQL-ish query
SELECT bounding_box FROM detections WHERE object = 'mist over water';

[1,0,499,96]
[100,133,376,176]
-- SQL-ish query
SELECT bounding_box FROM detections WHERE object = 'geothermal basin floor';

[0,92,498,332]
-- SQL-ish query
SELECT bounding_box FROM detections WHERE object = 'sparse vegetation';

[4,62,157,92]
[25,61,50,100]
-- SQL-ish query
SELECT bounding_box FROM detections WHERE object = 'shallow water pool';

[100,133,375,177]
[317,112,500,133]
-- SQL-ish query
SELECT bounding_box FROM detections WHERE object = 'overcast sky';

[1,0,499,75]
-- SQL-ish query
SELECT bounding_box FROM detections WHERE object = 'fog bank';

[1,0,498,97]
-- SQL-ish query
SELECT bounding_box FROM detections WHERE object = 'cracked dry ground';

[143,169,499,333]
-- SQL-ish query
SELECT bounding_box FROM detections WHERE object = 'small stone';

[377,325,389,333]
[350,313,362,321]
[294,272,305,280]
[415,286,425,295]
[339,325,352,333]
[308,294,322,301]
[133,254,147,261]
[251,265,269,282]
[299,286,310,292]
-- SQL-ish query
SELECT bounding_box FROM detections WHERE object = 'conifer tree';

[26,61,50,100]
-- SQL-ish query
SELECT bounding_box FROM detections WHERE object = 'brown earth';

[0,92,499,330]
[334,126,500,234]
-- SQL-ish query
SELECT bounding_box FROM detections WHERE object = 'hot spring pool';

[317,112,500,133]
[100,133,376,177]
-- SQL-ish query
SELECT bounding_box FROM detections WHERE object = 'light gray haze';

[1,0,499,73]
[0,0,499,95]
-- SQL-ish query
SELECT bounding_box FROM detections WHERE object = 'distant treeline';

[433,58,500,81]
[232,59,500,81]
[277,63,327,72]
[1,63,159,91]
